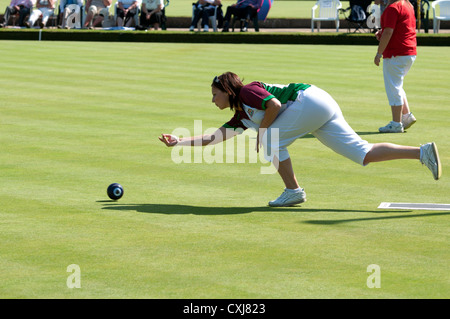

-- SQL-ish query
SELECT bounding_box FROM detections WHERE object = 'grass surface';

[0,41,449,299]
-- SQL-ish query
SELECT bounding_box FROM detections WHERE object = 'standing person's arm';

[374,27,393,66]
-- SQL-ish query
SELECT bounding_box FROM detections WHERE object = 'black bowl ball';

[107,183,124,200]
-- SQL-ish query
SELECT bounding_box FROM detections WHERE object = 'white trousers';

[263,85,373,165]
[383,55,416,106]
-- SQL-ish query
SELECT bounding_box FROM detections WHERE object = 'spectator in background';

[189,0,222,32]
[0,0,34,27]
[116,0,139,27]
[84,0,111,29]
[58,0,83,29]
[136,0,164,30]
[374,0,417,133]
[25,0,56,28]
[221,0,261,32]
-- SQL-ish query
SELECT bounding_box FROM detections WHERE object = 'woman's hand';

[375,29,382,41]
[374,54,382,66]
[256,128,266,153]
[159,134,179,147]
[374,28,393,66]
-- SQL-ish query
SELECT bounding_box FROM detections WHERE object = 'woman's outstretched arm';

[159,126,240,147]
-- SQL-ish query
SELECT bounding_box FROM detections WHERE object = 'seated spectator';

[189,0,222,32]
[25,0,56,28]
[136,0,164,30]
[58,0,83,29]
[116,0,139,27]
[0,0,34,28]
[83,0,111,29]
[222,0,261,32]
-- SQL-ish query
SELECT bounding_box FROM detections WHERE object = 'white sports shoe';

[269,188,306,207]
[402,112,417,130]
[379,121,404,133]
[420,142,441,180]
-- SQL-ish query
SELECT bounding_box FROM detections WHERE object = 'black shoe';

[222,21,229,32]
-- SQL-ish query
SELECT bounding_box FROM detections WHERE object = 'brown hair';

[212,72,244,111]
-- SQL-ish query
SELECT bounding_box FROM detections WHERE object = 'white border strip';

[378,202,450,211]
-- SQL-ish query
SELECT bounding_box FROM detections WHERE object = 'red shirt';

[381,1,417,58]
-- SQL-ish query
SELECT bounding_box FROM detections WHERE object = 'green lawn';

[0,41,449,299]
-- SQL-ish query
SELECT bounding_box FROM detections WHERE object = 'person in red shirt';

[374,0,417,133]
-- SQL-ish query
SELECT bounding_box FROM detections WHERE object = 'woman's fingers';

[159,134,178,146]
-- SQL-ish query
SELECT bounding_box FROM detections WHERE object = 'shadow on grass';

[99,202,450,224]
[101,202,409,216]
[304,211,450,225]
[100,203,305,215]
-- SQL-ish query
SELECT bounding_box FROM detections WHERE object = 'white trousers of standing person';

[262,85,374,166]
[383,55,416,107]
